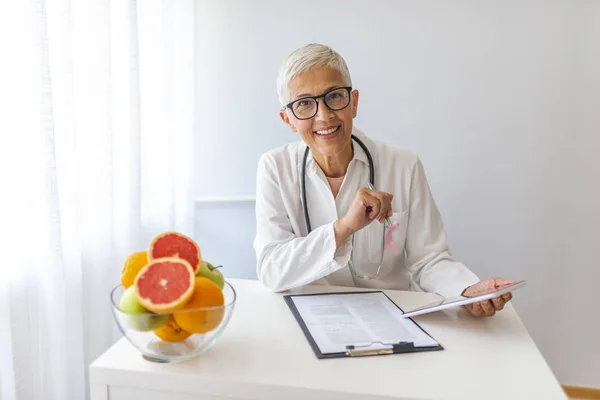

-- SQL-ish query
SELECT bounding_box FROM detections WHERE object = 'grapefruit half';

[134,257,195,314]
[148,232,202,274]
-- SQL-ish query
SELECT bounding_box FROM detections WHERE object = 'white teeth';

[315,126,339,135]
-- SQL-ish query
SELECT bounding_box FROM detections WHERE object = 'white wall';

[194,0,600,388]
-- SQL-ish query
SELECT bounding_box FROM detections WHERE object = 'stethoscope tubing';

[301,134,384,280]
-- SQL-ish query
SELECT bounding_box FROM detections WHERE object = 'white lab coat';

[253,126,480,298]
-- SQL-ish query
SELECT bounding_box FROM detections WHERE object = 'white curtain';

[0,0,196,399]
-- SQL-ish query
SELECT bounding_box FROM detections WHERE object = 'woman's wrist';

[333,218,354,247]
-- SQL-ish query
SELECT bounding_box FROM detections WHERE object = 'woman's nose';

[314,98,335,120]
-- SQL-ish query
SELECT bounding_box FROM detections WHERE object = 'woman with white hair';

[254,43,513,317]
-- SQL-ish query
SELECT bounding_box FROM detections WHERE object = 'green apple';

[118,287,169,331]
[196,260,225,289]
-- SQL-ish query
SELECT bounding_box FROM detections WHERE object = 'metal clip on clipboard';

[345,341,415,357]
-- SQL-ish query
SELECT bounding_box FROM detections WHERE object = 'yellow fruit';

[120,251,149,289]
[153,316,192,342]
[174,277,225,334]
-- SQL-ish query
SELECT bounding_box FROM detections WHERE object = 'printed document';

[290,292,439,355]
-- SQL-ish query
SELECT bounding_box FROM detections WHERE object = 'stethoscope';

[301,134,385,280]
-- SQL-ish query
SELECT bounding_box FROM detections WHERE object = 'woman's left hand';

[462,277,515,317]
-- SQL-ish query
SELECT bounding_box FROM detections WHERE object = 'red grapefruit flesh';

[134,257,195,314]
[148,232,202,274]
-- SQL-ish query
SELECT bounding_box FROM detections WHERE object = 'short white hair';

[276,43,352,107]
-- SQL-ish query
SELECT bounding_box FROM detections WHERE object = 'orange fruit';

[153,316,192,342]
[121,251,149,289]
[134,257,196,314]
[173,277,225,334]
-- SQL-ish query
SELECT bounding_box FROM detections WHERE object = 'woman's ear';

[351,89,360,118]
[279,109,298,132]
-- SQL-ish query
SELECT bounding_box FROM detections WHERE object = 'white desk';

[90,278,566,400]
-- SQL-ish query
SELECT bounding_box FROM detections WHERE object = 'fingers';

[463,278,494,296]
[493,277,516,287]
[358,188,394,222]
[491,296,505,311]
[365,190,393,223]
[375,194,390,222]
[464,277,516,298]
[463,277,516,317]
[346,188,395,233]
[360,191,381,220]
[466,302,484,317]
[468,300,496,317]
[489,292,512,312]
[468,294,513,317]
[479,300,496,316]
[470,297,513,317]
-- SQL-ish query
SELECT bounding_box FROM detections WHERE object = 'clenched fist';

[334,187,394,246]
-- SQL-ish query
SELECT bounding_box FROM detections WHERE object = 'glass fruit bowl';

[110,280,237,363]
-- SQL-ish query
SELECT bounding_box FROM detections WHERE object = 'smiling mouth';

[314,126,340,136]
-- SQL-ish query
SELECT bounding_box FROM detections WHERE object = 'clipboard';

[283,291,443,359]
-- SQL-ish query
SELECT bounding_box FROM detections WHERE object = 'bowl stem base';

[142,354,170,363]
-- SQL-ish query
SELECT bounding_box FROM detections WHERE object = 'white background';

[193,0,599,388]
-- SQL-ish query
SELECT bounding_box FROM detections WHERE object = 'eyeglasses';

[284,86,352,120]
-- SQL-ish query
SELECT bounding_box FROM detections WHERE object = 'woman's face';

[280,66,359,159]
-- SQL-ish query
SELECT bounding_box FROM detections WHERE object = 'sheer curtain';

[0,0,196,399]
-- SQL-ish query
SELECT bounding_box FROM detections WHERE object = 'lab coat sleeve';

[404,157,480,298]
[253,154,352,292]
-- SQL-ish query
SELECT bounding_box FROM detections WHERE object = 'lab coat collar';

[302,126,371,174]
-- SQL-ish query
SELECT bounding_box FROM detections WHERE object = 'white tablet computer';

[400,280,527,318]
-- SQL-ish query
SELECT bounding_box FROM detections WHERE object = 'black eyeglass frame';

[284,86,353,120]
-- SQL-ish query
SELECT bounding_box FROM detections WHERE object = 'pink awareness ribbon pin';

[384,221,401,255]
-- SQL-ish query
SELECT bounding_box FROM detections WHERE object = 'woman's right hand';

[334,187,394,246]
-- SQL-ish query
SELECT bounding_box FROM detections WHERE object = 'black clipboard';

[283,290,443,359]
